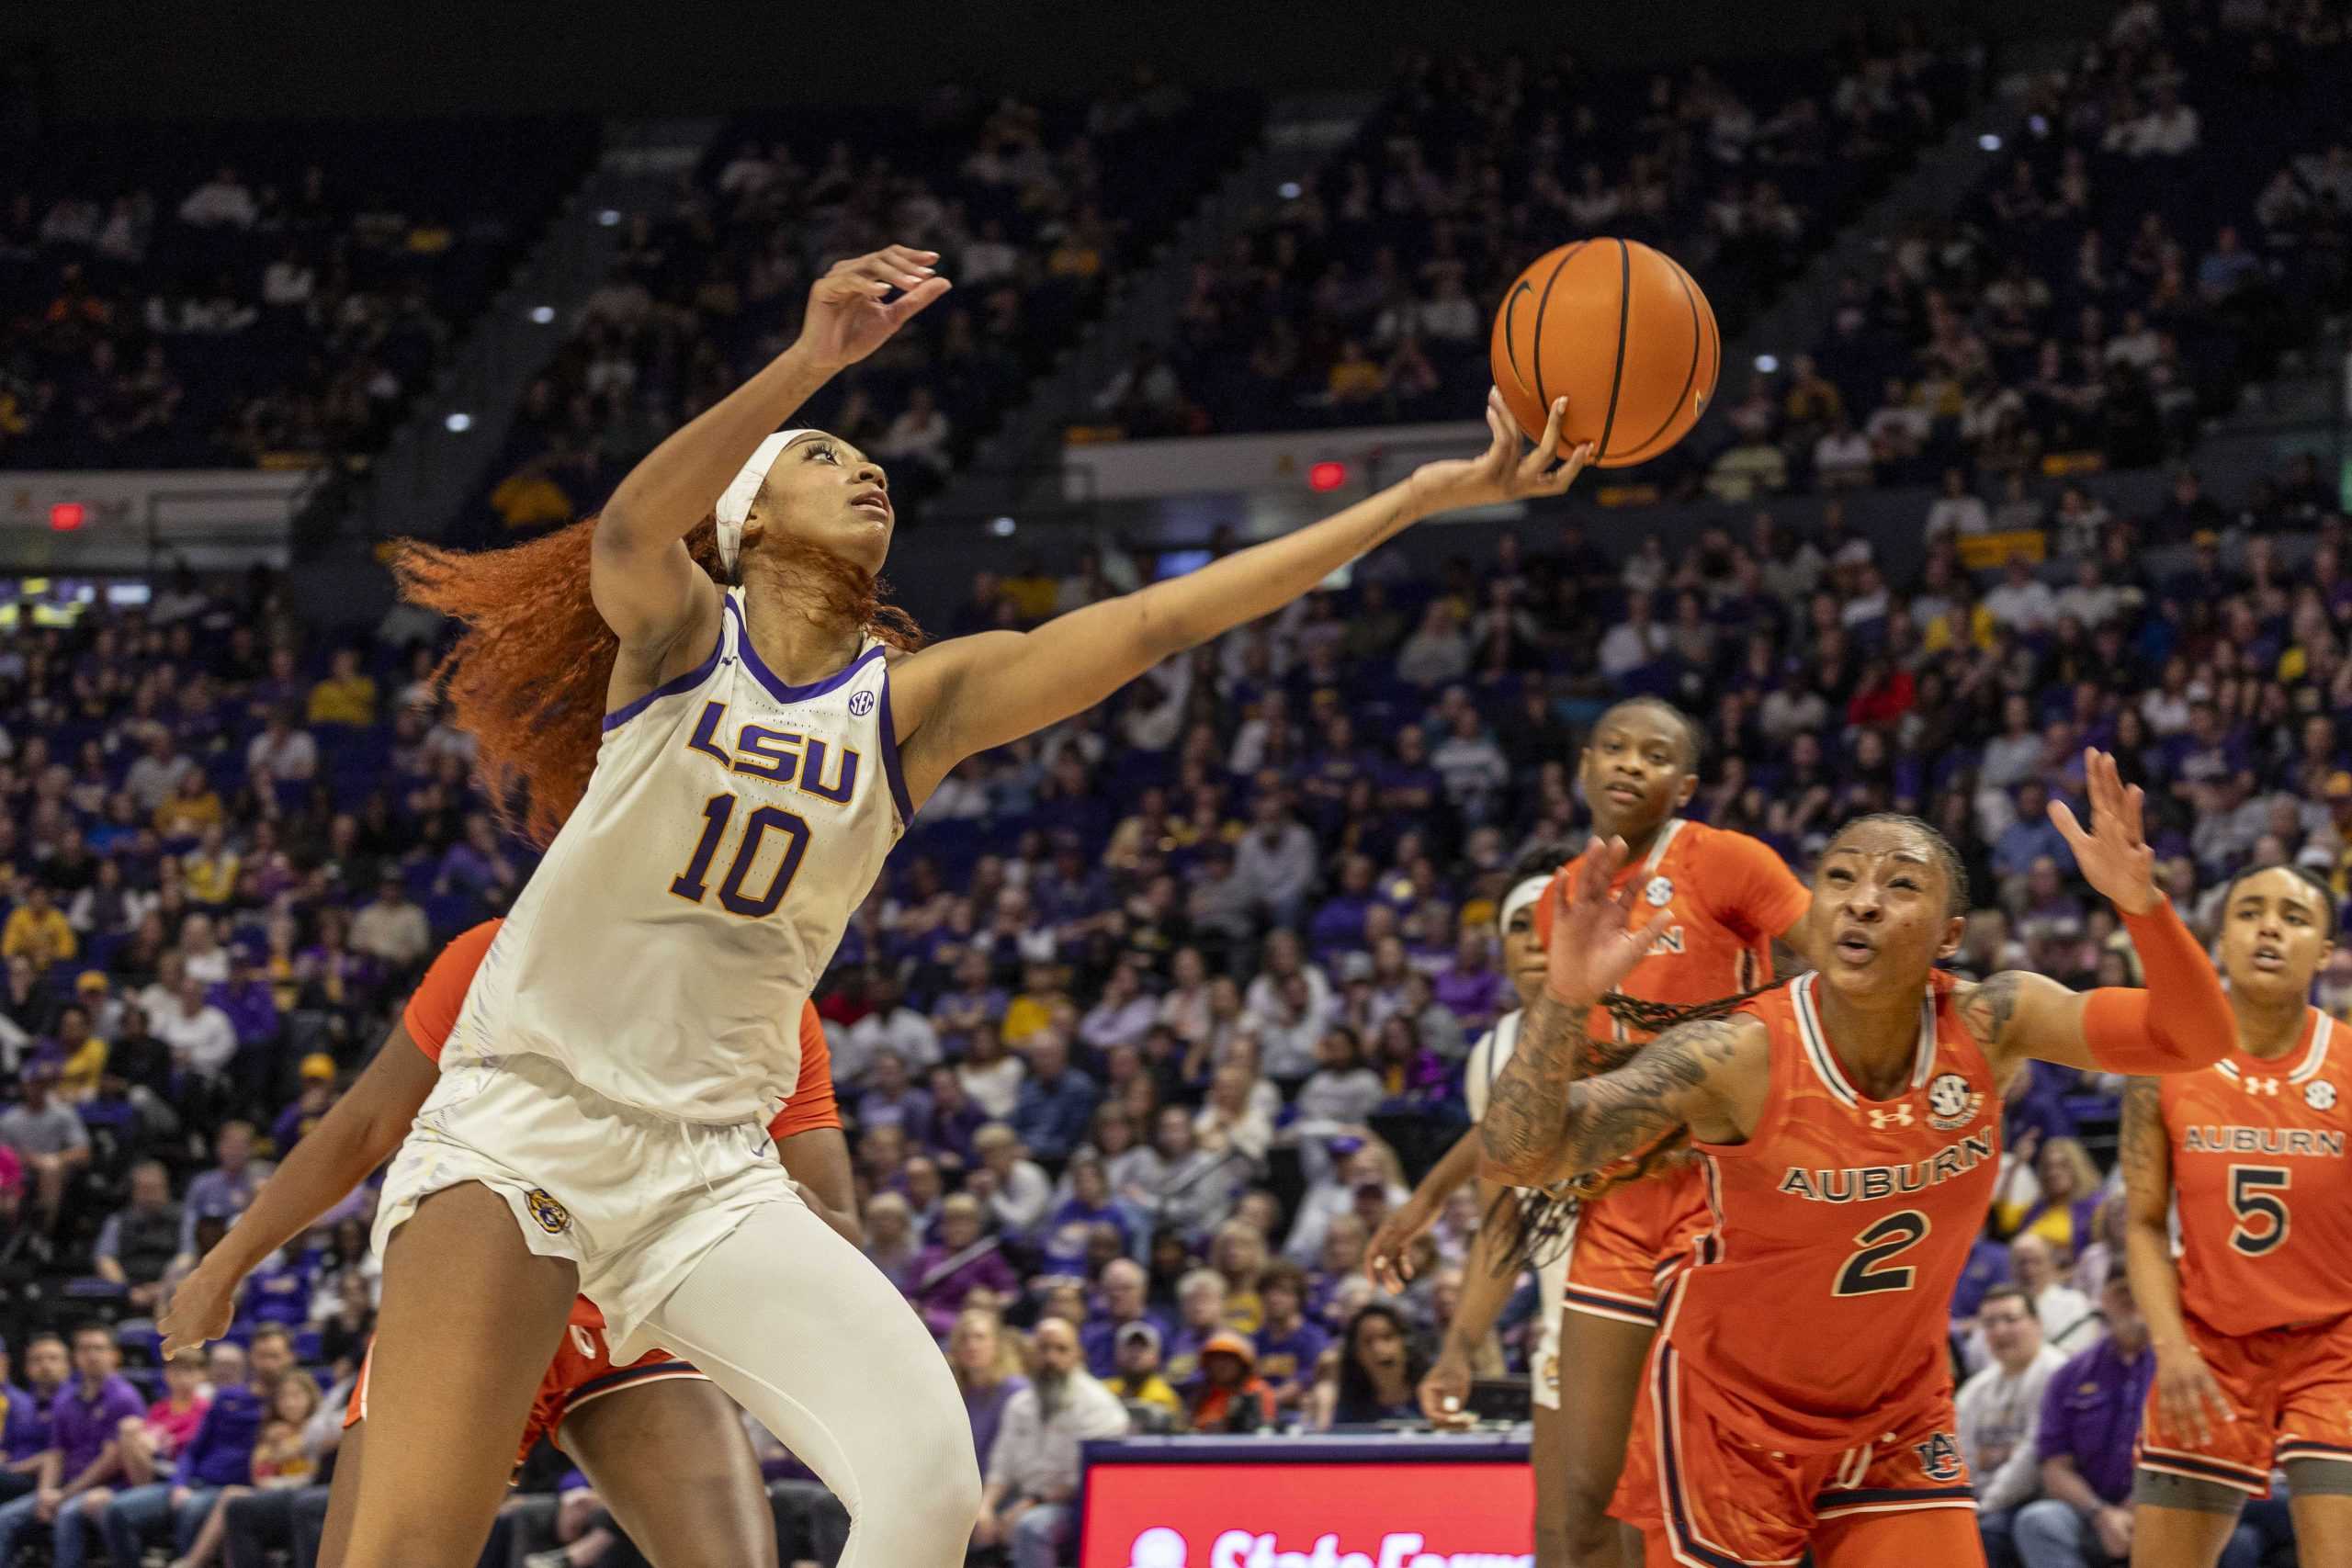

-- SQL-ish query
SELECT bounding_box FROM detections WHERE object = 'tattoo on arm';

[1482,1006,1747,1184]
[2119,1076,2166,1196]
[1955,971,2024,1052]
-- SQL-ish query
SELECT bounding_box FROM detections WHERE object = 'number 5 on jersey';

[670,793,812,918]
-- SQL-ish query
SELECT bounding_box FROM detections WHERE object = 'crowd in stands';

[471,76,1260,545]
[5,428,2335,1559]
[1704,0,2352,508]
[1149,28,1976,441]
[0,120,597,469]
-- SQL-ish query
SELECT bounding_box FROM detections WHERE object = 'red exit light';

[1306,461,1347,492]
[49,502,87,532]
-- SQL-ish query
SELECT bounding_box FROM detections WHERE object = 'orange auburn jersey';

[1539,818,1811,1050]
[1661,969,2003,1453]
[401,920,840,1336]
[2160,1008,2352,1336]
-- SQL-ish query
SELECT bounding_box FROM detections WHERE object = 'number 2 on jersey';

[1834,1210,1929,1296]
[2227,1165,2290,1256]
[670,794,811,918]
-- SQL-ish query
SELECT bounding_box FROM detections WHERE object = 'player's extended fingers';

[1539,442,1598,493]
[878,244,941,273]
[2123,780,2148,846]
[1519,396,1567,481]
[882,276,953,324]
[850,252,931,290]
[2046,797,2089,853]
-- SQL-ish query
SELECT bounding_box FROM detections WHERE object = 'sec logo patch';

[1644,876,1674,908]
[847,690,876,717]
[525,1188,571,1235]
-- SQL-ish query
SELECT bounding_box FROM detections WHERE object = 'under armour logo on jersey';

[1644,875,1675,908]
[2309,1079,2339,1111]
[847,690,876,716]
[2246,1077,2281,1097]
[1867,1105,1916,1129]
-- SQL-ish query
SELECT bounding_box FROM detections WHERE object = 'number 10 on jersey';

[670,793,812,918]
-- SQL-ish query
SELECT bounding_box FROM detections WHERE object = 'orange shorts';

[345,1323,708,1468]
[1566,1162,1708,1326]
[2137,1307,2352,1496]
[1614,1339,1977,1566]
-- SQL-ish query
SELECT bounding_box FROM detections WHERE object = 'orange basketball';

[1489,238,1720,468]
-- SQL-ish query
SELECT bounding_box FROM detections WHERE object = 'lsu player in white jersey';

[349,243,1599,1568]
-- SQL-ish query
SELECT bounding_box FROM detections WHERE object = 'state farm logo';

[1128,1526,1530,1568]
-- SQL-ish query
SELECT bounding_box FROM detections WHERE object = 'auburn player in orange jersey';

[156,920,855,1568]
[1483,753,2237,1568]
[1366,697,1812,1568]
[2123,863,2352,1567]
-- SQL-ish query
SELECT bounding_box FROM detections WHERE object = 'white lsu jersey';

[448,588,910,1124]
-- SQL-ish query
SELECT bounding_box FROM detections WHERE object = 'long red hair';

[391,517,921,847]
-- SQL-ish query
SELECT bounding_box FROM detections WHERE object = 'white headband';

[714,429,820,572]
[1498,874,1553,939]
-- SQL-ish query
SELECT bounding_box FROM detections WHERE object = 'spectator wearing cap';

[1187,1330,1277,1438]
[974,1316,1127,1568]
[0,1059,89,1239]
[2,883,75,971]
[93,1160,183,1312]
[179,1122,266,1254]
[1101,1321,1182,1418]
[72,973,121,1046]
[270,1055,340,1154]
[1080,1258,1167,1377]
[0,1323,144,1567]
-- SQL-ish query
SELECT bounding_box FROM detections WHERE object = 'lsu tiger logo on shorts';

[1913,1431,1963,1483]
[525,1188,571,1235]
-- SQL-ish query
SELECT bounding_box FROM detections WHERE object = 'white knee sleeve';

[642,1199,979,1568]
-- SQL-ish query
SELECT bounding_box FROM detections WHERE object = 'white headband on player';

[1498,874,1552,939]
[713,429,822,573]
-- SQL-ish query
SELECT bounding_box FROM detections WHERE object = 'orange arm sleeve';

[766,1002,841,1141]
[399,919,503,1063]
[2079,903,2233,1074]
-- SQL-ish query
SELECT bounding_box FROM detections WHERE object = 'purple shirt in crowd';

[52,1373,144,1477]
[964,1374,1029,1470]
[2035,1334,2155,1504]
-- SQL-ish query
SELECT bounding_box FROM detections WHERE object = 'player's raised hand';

[1407,389,1595,517]
[796,245,953,370]
[1539,840,1672,1011]
[2049,749,2159,915]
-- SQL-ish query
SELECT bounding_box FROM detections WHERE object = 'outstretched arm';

[889,392,1593,799]
[592,247,949,659]
[1957,753,2230,1077]
[1481,1006,1761,1189]
[158,1028,441,1354]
